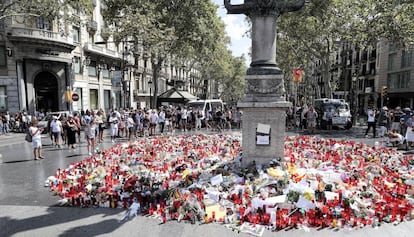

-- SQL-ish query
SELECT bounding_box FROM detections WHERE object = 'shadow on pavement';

[0,206,124,237]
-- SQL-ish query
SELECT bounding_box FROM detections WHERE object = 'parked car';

[38,111,71,133]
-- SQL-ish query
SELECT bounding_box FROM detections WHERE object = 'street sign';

[71,93,79,102]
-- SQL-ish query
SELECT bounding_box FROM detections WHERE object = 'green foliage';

[276,0,414,99]
[0,0,93,20]
[101,0,239,106]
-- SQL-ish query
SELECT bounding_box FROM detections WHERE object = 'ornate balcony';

[83,43,121,59]
[7,27,76,52]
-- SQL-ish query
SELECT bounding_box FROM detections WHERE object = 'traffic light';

[381,86,388,97]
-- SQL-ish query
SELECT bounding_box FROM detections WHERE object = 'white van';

[187,99,224,121]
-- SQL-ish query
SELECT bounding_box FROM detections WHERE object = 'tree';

[102,0,228,108]
[276,0,414,99]
[0,0,92,20]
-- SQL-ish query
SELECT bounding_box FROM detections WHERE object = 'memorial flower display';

[45,134,414,234]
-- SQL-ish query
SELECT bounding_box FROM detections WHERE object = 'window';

[0,86,6,112]
[388,71,411,89]
[102,68,109,78]
[104,90,110,111]
[89,89,98,110]
[388,53,397,70]
[72,26,80,43]
[401,50,413,68]
[36,17,51,30]
[0,46,6,67]
[73,57,81,74]
[88,60,97,77]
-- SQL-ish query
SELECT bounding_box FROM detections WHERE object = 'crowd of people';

[364,106,414,148]
[3,105,243,160]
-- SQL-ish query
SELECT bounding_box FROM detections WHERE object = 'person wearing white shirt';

[30,119,45,160]
[50,116,63,148]
[149,110,158,136]
[181,108,188,131]
[365,107,377,138]
[109,113,119,143]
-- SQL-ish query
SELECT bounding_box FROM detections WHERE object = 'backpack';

[25,128,32,142]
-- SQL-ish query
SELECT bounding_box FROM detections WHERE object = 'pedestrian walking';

[29,119,45,160]
[365,107,377,138]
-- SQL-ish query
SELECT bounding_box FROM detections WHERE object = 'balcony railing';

[8,27,75,49]
[83,43,121,59]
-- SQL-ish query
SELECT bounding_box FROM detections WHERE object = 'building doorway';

[34,71,59,113]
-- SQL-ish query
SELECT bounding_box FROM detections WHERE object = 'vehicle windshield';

[211,102,223,110]
[323,103,349,112]
[187,102,204,111]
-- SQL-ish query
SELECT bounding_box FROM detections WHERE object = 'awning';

[157,88,198,106]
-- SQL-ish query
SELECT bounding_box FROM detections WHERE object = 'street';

[0,127,413,237]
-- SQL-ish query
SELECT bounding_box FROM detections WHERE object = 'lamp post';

[148,79,152,109]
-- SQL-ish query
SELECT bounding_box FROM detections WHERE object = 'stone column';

[225,0,306,166]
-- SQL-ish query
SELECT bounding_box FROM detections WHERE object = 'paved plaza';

[0,129,413,237]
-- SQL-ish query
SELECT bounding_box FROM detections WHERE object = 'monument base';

[237,101,290,167]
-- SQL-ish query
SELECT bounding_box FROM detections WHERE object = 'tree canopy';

[276,0,414,99]
[101,0,245,106]
[0,0,93,20]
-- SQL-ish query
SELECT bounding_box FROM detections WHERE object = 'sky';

[213,0,251,64]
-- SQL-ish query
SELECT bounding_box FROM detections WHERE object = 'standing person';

[109,112,119,143]
[181,107,188,132]
[365,107,377,138]
[3,111,10,134]
[95,110,105,142]
[84,118,97,156]
[225,108,233,130]
[300,104,308,130]
[73,112,82,143]
[378,106,390,137]
[165,109,173,135]
[65,115,78,149]
[325,108,334,131]
[119,116,126,138]
[60,114,68,145]
[158,108,166,135]
[195,109,202,131]
[149,109,158,136]
[29,119,45,160]
[405,114,414,148]
[306,106,318,134]
[50,116,63,148]
[234,108,242,130]
[390,107,403,133]
[134,110,143,137]
[126,113,135,142]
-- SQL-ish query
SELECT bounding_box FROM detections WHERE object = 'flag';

[293,69,303,83]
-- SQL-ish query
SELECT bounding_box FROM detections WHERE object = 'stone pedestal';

[238,68,291,166]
